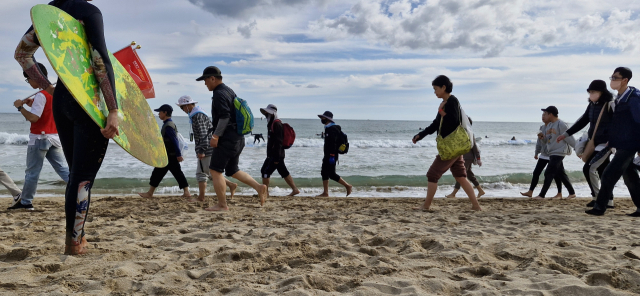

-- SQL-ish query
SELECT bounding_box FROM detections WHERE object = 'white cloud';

[310,0,640,56]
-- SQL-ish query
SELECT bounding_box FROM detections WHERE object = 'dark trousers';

[321,157,340,182]
[454,159,480,189]
[150,155,189,189]
[261,157,290,179]
[528,158,563,193]
[52,85,108,246]
[538,156,575,197]
[594,149,640,212]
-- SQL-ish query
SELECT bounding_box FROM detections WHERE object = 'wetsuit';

[15,0,117,247]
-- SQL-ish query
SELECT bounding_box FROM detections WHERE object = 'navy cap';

[154,104,173,113]
[541,106,558,117]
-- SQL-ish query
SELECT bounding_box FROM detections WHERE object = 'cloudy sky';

[1,0,640,121]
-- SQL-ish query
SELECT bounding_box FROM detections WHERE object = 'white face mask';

[610,80,622,91]
[589,92,600,102]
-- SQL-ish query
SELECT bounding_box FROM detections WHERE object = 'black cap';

[196,66,222,81]
[318,111,334,122]
[541,106,558,117]
[587,80,608,93]
[154,104,173,113]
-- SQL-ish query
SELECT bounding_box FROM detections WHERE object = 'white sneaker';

[11,193,22,207]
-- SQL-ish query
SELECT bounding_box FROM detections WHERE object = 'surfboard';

[30,4,168,168]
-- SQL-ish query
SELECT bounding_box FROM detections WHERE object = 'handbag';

[436,103,472,160]
[581,102,607,162]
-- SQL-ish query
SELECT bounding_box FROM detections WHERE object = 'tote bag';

[436,104,472,160]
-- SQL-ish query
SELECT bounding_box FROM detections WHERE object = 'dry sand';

[2,195,640,295]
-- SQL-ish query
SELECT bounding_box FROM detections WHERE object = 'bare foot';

[520,191,533,197]
[346,185,353,197]
[477,187,485,198]
[258,185,268,206]
[64,237,88,255]
[445,193,456,199]
[551,194,563,200]
[533,196,545,200]
[180,193,192,198]
[566,194,576,199]
[471,206,482,211]
[315,193,329,197]
[229,183,237,200]
[138,192,153,199]
[205,204,229,211]
[412,206,430,212]
[187,197,205,203]
[288,189,300,197]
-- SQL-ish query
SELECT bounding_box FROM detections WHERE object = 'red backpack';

[271,119,296,149]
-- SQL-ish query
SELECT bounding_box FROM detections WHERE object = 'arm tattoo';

[91,47,117,111]
[15,30,52,90]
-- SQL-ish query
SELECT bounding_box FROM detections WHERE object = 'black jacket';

[417,96,461,140]
[267,119,285,160]
[565,98,613,146]
[323,125,341,157]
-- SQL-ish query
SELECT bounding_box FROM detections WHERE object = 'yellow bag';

[436,105,472,160]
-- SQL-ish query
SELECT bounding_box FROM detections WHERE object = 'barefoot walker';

[197,66,267,211]
[260,104,300,197]
[412,75,481,211]
[316,111,353,197]
[176,95,237,203]
[140,105,191,199]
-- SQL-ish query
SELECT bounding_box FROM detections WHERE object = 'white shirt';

[27,92,61,148]
[634,156,640,166]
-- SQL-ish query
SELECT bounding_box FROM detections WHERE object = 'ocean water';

[0,113,633,198]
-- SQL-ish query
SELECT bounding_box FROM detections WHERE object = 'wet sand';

[1,195,640,295]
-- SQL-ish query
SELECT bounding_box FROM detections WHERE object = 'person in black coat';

[557,80,614,207]
[315,111,352,197]
[259,104,299,196]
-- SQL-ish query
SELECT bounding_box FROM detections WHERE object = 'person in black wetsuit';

[15,0,119,255]
[315,111,352,197]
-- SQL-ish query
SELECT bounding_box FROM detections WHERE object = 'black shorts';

[261,157,290,179]
[209,138,245,176]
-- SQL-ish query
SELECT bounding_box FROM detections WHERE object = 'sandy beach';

[1,195,640,295]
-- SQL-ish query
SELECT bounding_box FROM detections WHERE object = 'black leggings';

[538,156,575,197]
[52,85,108,246]
[149,155,189,189]
[529,158,563,193]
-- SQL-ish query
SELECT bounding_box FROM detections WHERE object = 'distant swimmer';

[316,132,325,139]
[511,136,516,141]
[485,135,488,138]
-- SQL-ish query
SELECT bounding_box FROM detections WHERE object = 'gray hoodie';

[541,119,575,156]
[535,124,551,157]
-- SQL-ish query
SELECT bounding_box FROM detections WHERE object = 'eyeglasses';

[24,78,30,83]
[610,76,624,81]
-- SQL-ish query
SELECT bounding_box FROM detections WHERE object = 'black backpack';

[336,127,349,154]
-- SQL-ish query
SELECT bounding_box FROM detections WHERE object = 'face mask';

[610,80,621,91]
[589,92,600,102]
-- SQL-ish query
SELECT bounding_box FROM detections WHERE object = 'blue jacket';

[609,86,640,151]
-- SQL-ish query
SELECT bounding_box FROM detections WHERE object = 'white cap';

[176,95,198,106]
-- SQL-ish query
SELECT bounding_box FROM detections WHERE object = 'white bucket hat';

[176,95,198,106]
[260,104,278,116]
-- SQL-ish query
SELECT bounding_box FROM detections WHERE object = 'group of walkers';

[518,67,640,216]
[137,66,353,212]
[3,0,639,256]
